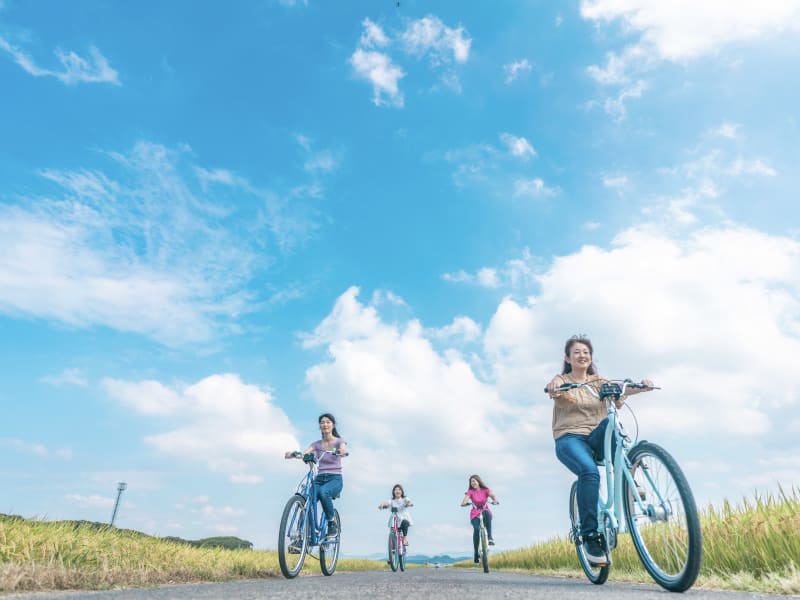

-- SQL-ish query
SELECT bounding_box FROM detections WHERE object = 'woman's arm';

[336,441,349,457]
[378,501,389,509]
[405,499,414,507]
[489,491,499,504]
[284,444,314,459]
[460,493,471,507]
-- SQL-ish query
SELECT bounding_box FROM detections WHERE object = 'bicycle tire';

[624,441,702,592]
[569,481,609,585]
[319,509,340,576]
[278,494,308,579]
[480,521,489,573]
[320,509,341,576]
[399,539,406,572]
[387,529,399,572]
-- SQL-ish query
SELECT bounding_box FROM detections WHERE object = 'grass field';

[2,488,799,594]
[453,487,800,595]
[0,515,383,593]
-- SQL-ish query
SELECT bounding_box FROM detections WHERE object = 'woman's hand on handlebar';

[284,450,302,459]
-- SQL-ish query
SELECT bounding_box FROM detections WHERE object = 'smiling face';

[393,485,403,498]
[565,341,592,372]
[470,477,480,489]
[319,416,334,436]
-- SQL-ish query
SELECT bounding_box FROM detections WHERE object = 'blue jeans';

[471,512,492,555]
[315,473,343,521]
[555,418,615,538]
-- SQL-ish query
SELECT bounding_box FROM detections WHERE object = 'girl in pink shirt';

[460,474,499,563]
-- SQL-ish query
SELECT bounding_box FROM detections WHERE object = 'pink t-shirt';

[465,487,492,521]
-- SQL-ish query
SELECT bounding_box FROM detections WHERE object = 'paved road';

[3,568,784,599]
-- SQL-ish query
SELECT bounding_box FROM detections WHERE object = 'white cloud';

[400,16,471,64]
[712,122,741,139]
[503,59,532,84]
[65,493,115,508]
[40,368,88,387]
[428,316,482,342]
[443,249,541,291]
[499,133,537,159]
[1,438,72,461]
[0,37,119,85]
[582,1,800,113]
[359,18,390,48]
[349,48,405,107]
[581,0,800,63]
[513,177,558,198]
[301,287,525,478]
[349,15,471,107]
[104,374,300,482]
[0,141,325,346]
[602,174,629,188]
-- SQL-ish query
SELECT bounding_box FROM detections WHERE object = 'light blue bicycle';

[550,379,702,592]
[278,450,341,578]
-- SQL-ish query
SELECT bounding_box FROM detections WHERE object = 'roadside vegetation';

[454,487,800,595]
[0,515,382,593]
[3,488,798,594]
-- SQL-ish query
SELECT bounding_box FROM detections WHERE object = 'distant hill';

[362,550,470,565]
[405,554,471,565]
[0,514,253,551]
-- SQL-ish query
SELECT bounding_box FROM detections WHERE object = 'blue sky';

[2,0,799,558]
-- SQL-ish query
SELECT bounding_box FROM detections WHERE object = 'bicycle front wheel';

[399,534,407,571]
[320,509,341,576]
[624,442,702,592]
[278,494,308,579]
[479,523,489,573]
[387,530,399,572]
[569,481,609,585]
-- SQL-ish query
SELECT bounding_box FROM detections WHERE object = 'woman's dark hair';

[318,413,341,438]
[562,335,597,375]
[392,484,405,498]
[468,474,488,489]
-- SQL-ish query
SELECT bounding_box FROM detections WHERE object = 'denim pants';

[315,473,343,522]
[554,418,615,538]
[470,512,492,554]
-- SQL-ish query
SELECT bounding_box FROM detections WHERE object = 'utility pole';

[110,482,127,527]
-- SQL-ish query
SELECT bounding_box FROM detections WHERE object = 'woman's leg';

[483,511,493,541]
[556,434,600,538]
[471,516,481,559]
[400,520,410,537]
[316,474,343,522]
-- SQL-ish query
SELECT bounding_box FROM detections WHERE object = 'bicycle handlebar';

[543,378,659,397]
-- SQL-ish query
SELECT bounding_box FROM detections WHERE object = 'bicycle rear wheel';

[387,529,399,572]
[319,509,341,576]
[569,481,609,585]
[278,494,308,579]
[479,522,489,573]
[624,442,702,592]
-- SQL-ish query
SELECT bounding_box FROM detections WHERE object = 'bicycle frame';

[556,378,702,591]
[279,449,343,579]
[597,384,670,543]
[291,460,335,548]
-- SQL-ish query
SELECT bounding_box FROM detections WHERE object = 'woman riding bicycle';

[378,484,414,546]
[546,335,653,565]
[460,474,498,564]
[284,413,349,539]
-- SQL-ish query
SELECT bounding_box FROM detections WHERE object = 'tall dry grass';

[456,487,800,595]
[0,515,382,593]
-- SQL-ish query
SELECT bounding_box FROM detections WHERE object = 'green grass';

[0,515,383,593]
[453,487,800,595]
[3,488,800,594]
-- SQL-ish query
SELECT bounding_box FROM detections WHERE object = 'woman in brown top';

[545,335,653,565]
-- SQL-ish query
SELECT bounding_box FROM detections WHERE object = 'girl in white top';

[378,484,414,546]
